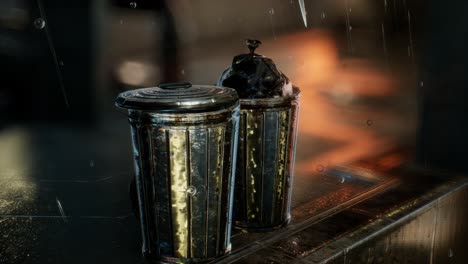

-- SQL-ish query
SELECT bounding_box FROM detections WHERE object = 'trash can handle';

[159,82,192,90]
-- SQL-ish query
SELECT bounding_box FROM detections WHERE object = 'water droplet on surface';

[316,164,325,173]
[367,119,373,126]
[33,18,45,29]
[130,2,137,8]
[89,160,95,167]
[269,8,275,15]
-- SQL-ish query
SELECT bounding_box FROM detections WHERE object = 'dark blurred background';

[2,0,465,172]
[0,0,467,263]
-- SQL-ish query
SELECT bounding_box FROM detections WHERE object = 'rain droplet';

[316,164,325,173]
[33,18,46,30]
[349,25,353,31]
[367,119,373,126]
[120,19,124,25]
[348,8,352,12]
[89,160,95,167]
[448,248,453,258]
[321,12,326,19]
[420,81,424,87]
[130,2,137,8]
[181,69,185,75]
[269,8,275,15]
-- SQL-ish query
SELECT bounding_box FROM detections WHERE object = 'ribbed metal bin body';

[233,87,300,231]
[128,105,239,263]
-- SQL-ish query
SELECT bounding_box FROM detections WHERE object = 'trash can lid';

[115,82,239,113]
[217,39,291,99]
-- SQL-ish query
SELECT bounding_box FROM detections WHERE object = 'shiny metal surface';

[233,87,300,231]
[116,83,239,113]
[128,104,240,263]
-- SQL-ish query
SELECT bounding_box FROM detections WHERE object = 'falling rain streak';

[382,23,389,69]
[36,0,70,109]
[56,197,68,223]
[268,8,277,40]
[345,0,353,53]
[298,0,308,28]
[407,10,415,63]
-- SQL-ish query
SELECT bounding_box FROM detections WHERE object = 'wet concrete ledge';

[215,155,468,264]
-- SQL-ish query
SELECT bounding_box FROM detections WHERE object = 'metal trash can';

[233,93,300,231]
[115,82,240,263]
[218,40,301,231]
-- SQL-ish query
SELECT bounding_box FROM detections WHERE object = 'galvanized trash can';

[115,82,240,263]
[218,40,301,231]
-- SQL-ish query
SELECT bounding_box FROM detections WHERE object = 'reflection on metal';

[128,105,239,263]
[169,130,189,257]
[234,87,300,231]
